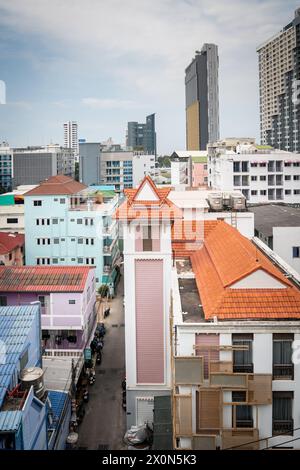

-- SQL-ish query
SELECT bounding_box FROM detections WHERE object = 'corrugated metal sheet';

[48,391,68,429]
[0,305,39,407]
[0,411,22,432]
[135,259,164,384]
[0,266,91,292]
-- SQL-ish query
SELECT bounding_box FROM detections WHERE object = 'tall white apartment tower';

[63,121,79,158]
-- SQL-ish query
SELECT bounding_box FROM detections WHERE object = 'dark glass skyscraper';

[257,9,300,152]
[126,113,157,155]
[185,44,220,151]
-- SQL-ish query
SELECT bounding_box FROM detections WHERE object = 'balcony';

[273,419,294,436]
[221,428,259,450]
[233,364,254,374]
[273,364,294,380]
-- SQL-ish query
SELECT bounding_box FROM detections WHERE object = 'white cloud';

[82,97,138,109]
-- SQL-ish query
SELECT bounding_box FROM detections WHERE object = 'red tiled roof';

[114,176,182,221]
[0,266,93,292]
[171,220,219,258]
[191,221,300,320]
[25,175,87,196]
[0,233,24,255]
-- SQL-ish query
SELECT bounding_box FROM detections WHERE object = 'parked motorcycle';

[96,352,102,365]
[104,307,110,318]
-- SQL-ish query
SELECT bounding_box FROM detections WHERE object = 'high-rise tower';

[257,9,300,152]
[185,44,220,151]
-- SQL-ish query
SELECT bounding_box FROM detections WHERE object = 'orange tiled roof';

[0,266,92,292]
[172,220,219,258]
[191,221,300,320]
[114,176,182,221]
[25,175,87,196]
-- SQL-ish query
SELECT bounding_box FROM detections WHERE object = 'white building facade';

[208,141,300,204]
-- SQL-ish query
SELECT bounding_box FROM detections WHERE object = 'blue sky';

[0,0,298,154]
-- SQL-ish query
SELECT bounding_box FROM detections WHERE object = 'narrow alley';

[77,277,126,450]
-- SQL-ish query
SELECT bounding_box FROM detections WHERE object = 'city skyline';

[0,0,299,154]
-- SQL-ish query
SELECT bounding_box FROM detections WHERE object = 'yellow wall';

[186,101,200,150]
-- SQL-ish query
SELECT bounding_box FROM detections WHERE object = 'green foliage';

[98,284,109,297]
[157,155,171,168]
[75,162,79,181]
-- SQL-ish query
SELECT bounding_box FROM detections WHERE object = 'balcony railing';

[233,364,254,374]
[273,364,294,380]
[236,419,254,428]
[273,419,294,435]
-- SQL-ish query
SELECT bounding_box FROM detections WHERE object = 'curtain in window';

[233,339,252,366]
[273,397,292,421]
[273,340,292,365]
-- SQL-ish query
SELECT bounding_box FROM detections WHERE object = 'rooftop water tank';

[20,367,45,400]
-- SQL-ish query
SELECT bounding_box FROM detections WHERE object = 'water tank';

[207,193,223,211]
[20,367,45,400]
[231,194,246,211]
[222,193,231,208]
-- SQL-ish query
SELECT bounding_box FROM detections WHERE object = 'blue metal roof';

[48,391,68,429]
[0,410,22,432]
[0,305,39,408]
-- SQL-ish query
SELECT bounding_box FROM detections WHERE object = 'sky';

[0,0,298,155]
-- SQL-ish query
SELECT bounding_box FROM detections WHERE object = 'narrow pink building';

[192,156,208,187]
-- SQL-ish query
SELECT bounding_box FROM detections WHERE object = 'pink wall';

[135,224,161,252]
[192,162,208,187]
[135,259,164,384]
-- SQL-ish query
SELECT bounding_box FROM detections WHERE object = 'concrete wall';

[273,226,300,275]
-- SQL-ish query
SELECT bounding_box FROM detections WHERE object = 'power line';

[223,426,300,450]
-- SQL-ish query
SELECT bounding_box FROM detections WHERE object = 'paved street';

[77,276,126,450]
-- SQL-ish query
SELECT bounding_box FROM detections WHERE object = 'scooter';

[96,352,102,365]
[104,307,110,318]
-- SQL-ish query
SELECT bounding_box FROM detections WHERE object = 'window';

[78,238,83,244]
[294,190,300,195]
[77,219,83,224]
[78,258,84,264]
[0,296,7,306]
[53,238,59,244]
[33,200,42,206]
[293,175,300,180]
[68,300,76,305]
[232,392,253,428]
[273,391,293,435]
[142,225,153,251]
[260,175,266,181]
[251,176,257,181]
[273,334,294,380]
[285,175,291,180]
[38,295,45,308]
[9,253,12,261]
[241,161,248,172]
[233,162,240,172]
[285,190,292,195]
[52,258,58,264]
[293,247,300,258]
[7,218,18,224]
[52,219,58,224]
[232,334,253,373]
[60,198,65,204]
[260,190,267,195]
[251,190,257,195]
